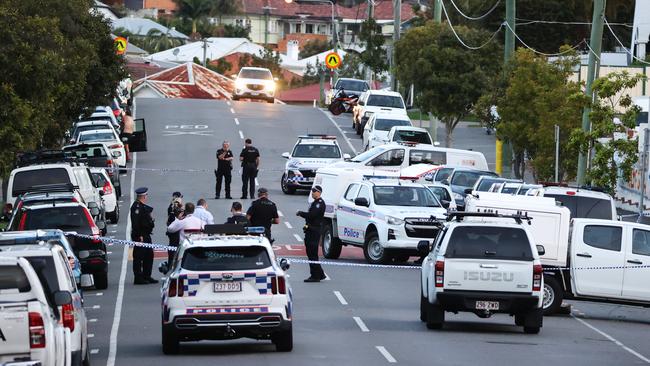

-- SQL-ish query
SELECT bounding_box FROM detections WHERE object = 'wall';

[569,65,648,112]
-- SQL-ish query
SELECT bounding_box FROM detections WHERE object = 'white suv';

[232,67,276,103]
[352,90,407,135]
[362,113,412,151]
[160,226,293,354]
[542,186,617,220]
[419,213,544,333]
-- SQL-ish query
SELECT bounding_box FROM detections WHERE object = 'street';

[85,98,650,366]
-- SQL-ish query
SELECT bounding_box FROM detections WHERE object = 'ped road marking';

[239,130,244,139]
[353,317,369,332]
[293,234,302,242]
[333,291,348,305]
[234,118,240,125]
[572,315,650,364]
[163,130,213,137]
[376,346,397,363]
[278,210,284,217]
[230,108,236,114]
[285,222,293,229]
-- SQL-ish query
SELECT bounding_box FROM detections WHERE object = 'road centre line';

[284,221,293,229]
[227,101,231,106]
[278,210,284,217]
[353,317,369,332]
[234,118,239,125]
[333,291,348,305]
[376,346,397,363]
[572,315,650,364]
[91,349,99,355]
[230,108,235,114]
[319,109,357,155]
[293,234,302,242]
[239,130,244,139]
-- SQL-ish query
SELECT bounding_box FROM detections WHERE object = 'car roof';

[448,221,530,229]
[372,113,410,121]
[390,126,427,132]
[64,142,109,149]
[21,191,76,200]
[365,89,402,97]
[543,186,613,200]
[240,67,271,72]
[75,120,112,126]
[23,201,85,210]
[12,163,75,173]
[363,179,426,188]
[182,234,273,250]
[295,138,338,146]
[79,129,114,135]
[0,243,59,255]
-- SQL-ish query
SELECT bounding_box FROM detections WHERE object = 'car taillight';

[103,181,113,195]
[533,264,542,291]
[435,260,445,288]
[82,207,102,241]
[62,303,75,331]
[108,144,122,149]
[168,278,177,297]
[29,312,46,349]
[272,276,285,294]
[178,277,184,297]
[106,159,113,166]
[18,212,27,230]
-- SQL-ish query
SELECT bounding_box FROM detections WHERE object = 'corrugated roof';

[239,0,415,21]
[133,62,234,100]
[112,17,189,39]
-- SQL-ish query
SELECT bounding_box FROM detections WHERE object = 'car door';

[622,227,650,301]
[336,184,361,243]
[571,222,626,298]
[363,116,374,149]
[130,118,148,152]
[347,185,372,244]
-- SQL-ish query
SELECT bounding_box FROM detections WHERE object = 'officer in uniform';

[246,187,279,242]
[239,138,260,199]
[297,185,326,282]
[215,141,234,199]
[130,187,157,285]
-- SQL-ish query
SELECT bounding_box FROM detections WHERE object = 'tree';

[358,18,388,78]
[173,0,214,36]
[142,29,184,53]
[211,24,250,39]
[299,39,332,59]
[394,21,502,147]
[339,52,365,80]
[570,71,646,193]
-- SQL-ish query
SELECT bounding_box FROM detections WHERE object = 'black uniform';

[240,146,260,198]
[298,198,326,279]
[246,197,278,241]
[215,148,233,198]
[130,200,155,281]
[226,214,249,226]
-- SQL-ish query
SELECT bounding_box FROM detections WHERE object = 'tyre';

[420,291,427,322]
[82,347,90,366]
[94,270,108,290]
[524,326,541,334]
[267,98,275,104]
[162,324,180,355]
[281,174,296,195]
[321,222,342,259]
[426,301,444,330]
[272,326,293,352]
[521,307,543,334]
[363,231,389,264]
[116,184,122,198]
[514,314,524,326]
[107,205,119,224]
[392,253,410,263]
[542,276,563,315]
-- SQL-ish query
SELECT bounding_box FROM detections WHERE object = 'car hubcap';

[368,239,384,260]
[543,283,554,309]
[323,231,331,253]
[281,175,287,191]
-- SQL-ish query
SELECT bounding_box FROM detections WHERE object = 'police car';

[160,225,293,354]
[280,135,350,194]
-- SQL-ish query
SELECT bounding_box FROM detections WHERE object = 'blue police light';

[246,226,266,234]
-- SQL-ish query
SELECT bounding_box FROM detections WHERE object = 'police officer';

[297,185,327,282]
[239,138,260,199]
[130,187,157,285]
[246,187,279,242]
[215,140,234,199]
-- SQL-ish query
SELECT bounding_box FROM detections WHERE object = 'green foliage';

[394,21,502,147]
[338,53,365,80]
[299,39,332,59]
[211,24,251,39]
[358,18,388,77]
[570,71,646,193]
[114,27,184,53]
[172,0,239,37]
[0,0,125,177]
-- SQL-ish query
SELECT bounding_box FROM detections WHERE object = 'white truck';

[0,257,71,366]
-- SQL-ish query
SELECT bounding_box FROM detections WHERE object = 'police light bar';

[202,225,266,236]
[362,174,400,180]
[246,226,266,234]
[298,134,337,140]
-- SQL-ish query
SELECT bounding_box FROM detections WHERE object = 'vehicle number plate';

[214,282,241,292]
[251,92,259,96]
[475,301,499,310]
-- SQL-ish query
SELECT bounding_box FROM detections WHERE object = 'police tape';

[117,167,289,174]
[68,234,650,272]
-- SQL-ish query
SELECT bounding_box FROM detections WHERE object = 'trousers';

[305,229,325,279]
[241,166,256,198]
[215,169,232,197]
[132,234,153,279]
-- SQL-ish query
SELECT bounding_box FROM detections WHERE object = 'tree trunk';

[444,120,454,148]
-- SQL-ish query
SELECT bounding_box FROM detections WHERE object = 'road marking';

[255,178,259,186]
[353,317,369,332]
[91,349,99,355]
[376,346,397,363]
[227,101,231,106]
[95,293,103,296]
[92,305,101,309]
[572,315,650,364]
[285,222,293,229]
[163,130,213,137]
[239,130,244,139]
[293,233,302,242]
[278,210,284,217]
[89,319,97,323]
[234,118,240,125]
[230,108,235,114]
[109,230,117,234]
[333,291,348,305]
[319,109,358,155]
[284,245,300,251]
[88,334,94,338]
[107,152,136,366]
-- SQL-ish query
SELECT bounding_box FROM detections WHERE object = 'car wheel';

[94,270,108,290]
[232,95,239,101]
[542,276,563,315]
[363,231,389,264]
[321,222,342,259]
[420,291,427,322]
[514,314,525,326]
[107,205,119,224]
[426,301,444,330]
[272,325,293,352]
[524,326,541,334]
[267,98,275,104]
[281,174,296,195]
[392,253,410,263]
[162,324,180,355]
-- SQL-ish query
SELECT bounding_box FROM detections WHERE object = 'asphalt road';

[82,98,650,366]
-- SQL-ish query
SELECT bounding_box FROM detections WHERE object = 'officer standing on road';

[215,140,234,199]
[297,185,327,282]
[130,187,157,285]
[239,138,260,199]
[246,187,279,242]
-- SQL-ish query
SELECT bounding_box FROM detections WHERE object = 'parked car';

[75,129,126,168]
[326,77,370,106]
[90,167,119,224]
[362,113,412,151]
[353,90,408,135]
[63,143,122,197]
[387,126,433,145]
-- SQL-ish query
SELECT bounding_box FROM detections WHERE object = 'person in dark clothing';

[166,191,183,264]
[226,201,249,225]
[130,187,156,285]
[246,187,279,242]
[297,185,327,282]
[215,141,234,199]
[239,138,260,199]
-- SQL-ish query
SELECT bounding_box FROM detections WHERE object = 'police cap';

[257,187,268,195]
[311,185,323,193]
[135,187,149,195]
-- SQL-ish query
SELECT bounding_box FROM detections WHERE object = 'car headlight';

[265,80,276,91]
[453,192,464,201]
[235,79,246,89]
[386,216,404,225]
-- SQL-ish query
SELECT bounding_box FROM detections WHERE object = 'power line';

[604,17,650,65]
[446,0,501,21]
[515,18,633,28]
[440,0,503,50]
[503,21,586,57]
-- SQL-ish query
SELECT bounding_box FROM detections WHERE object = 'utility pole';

[365,0,375,82]
[202,38,207,67]
[577,0,606,185]
[331,1,338,86]
[433,0,441,22]
[554,125,560,183]
[391,0,401,91]
[638,127,649,222]
[497,0,515,177]
[429,0,442,144]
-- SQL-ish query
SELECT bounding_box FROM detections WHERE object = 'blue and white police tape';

[70,233,177,251]
[116,166,288,174]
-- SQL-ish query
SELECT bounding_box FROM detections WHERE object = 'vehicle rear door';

[130,118,148,152]
[622,226,650,301]
[0,265,31,356]
[571,222,625,298]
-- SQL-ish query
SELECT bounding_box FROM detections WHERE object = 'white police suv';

[280,135,350,194]
[160,226,293,354]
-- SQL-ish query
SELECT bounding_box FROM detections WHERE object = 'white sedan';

[76,129,127,167]
[90,168,119,223]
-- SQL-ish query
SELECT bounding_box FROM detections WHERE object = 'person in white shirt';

[193,198,214,225]
[167,202,205,242]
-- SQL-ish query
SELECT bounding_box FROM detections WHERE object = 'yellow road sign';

[325,52,341,69]
[114,37,128,55]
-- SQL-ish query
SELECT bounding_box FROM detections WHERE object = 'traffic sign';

[114,37,128,55]
[325,52,341,69]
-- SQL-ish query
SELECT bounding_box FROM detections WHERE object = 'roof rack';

[22,183,79,195]
[201,225,266,236]
[15,150,83,168]
[446,211,532,225]
[297,134,337,140]
[540,182,606,193]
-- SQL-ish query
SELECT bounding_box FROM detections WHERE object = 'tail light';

[435,260,445,288]
[272,276,286,295]
[103,181,113,195]
[29,312,46,349]
[533,264,543,291]
[178,277,184,297]
[62,303,75,331]
[108,144,123,149]
[82,207,102,243]
[18,212,27,230]
[168,278,177,297]
[106,159,113,167]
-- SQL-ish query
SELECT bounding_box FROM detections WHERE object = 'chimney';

[287,40,300,60]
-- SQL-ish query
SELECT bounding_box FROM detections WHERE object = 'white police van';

[280,135,350,194]
[160,225,293,354]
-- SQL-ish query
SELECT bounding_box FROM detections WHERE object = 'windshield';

[445,226,533,260]
[79,132,115,143]
[636,111,648,126]
[292,144,341,158]
[239,69,273,80]
[73,124,111,139]
[367,95,404,109]
[545,194,613,220]
[13,169,71,196]
[393,130,431,144]
[373,186,440,207]
[0,265,31,292]
[181,246,271,271]
[351,146,386,162]
[434,168,454,183]
[23,207,91,234]
[476,177,506,191]
[336,79,368,92]
[427,186,451,202]
[64,145,108,159]
[375,119,410,131]
[451,170,495,188]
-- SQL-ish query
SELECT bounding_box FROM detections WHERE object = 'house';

[123,0,177,16]
[112,17,189,40]
[92,0,119,22]
[132,62,234,99]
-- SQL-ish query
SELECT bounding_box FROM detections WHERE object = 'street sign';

[114,37,128,55]
[325,52,341,69]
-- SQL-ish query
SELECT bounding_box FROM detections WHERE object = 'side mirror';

[53,291,73,306]
[354,197,369,207]
[440,200,450,209]
[536,245,545,256]
[112,151,121,158]
[441,179,450,186]
[69,139,76,144]
[281,152,290,159]
[278,258,290,271]
[417,240,430,255]
[464,188,473,195]
[158,261,169,274]
[89,206,100,217]
[80,274,94,289]
[343,153,351,160]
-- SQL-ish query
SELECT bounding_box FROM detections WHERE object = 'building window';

[317,24,326,34]
[235,18,244,27]
[245,18,252,29]
[306,23,314,33]
[268,19,278,33]
[295,23,302,33]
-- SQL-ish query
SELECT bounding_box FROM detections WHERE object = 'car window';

[13,168,71,196]
[57,250,77,292]
[394,130,432,144]
[344,184,360,201]
[351,146,386,162]
[79,131,116,143]
[450,171,491,188]
[181,246,271,271]
[366,95,404,109]
[445,226,533,260]
[476,177,505,191]
[374,119,410,131]
[501,185,520,194]
[73,124,111,139]
[367,149,404,166]
[632,229,650,256]
[357,186,371,201]
[434,168,454,182]
[65,145,108,159]
[582,225,622,252]
[0,265,31,292]
[239,69,273,80]
[292,144,341,158]
[428,186,451,202]
[24,256,61,293]
[23,207,92,234]
[373,186,440,207]
[92,172,108,188]
[545,194,613,220]
[336,79,368,92]
[409,150,446,165]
